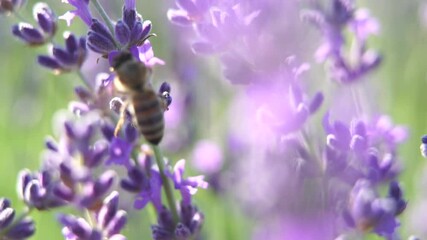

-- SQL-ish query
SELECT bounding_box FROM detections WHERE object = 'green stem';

[0,207,34,237]
[91,0,119,48]
[152,145,179,225]
[84,208,95,226]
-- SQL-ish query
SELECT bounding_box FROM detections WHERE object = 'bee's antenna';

[137,33,157,46]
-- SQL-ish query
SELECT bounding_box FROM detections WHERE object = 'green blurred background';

[0,0,426,239]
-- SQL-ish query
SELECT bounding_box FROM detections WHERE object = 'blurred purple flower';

[303,0,381,83]
[345,179,403,237]
[60,0,92,26]
[17,169,65,210]
[168,159,208,205]
[191,139,223,174]
[167,0,212,26]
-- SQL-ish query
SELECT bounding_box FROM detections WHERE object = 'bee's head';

[111,51,134,70]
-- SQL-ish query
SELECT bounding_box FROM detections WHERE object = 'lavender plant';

[0,0,207,239]
[0,0,422,239]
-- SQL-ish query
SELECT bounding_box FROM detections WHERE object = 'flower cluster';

[168,0,410,239]
[0,0,207,239]
[0,0,422,239]
[302,0,381,83]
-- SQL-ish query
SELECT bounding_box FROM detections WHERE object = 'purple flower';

[303,0,381,83]
[346,179,403,237]
[323,115,405,184]
[131,169,163,211]
[168,159,208,205]
[120,145,162,211]
[167,0,213,26]
[12,3,57,46]
[135,41,165,67]
[151,202,204,240]
[59,0,92,26]
[58,191,127,240]
[106,137,133,167]
[115,4,152,48]
[87,19,118,56]
[38,32,87,73]
[17,169,65,210]
[0,198,35,239]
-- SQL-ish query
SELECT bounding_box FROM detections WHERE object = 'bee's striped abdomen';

[132,90,164,145]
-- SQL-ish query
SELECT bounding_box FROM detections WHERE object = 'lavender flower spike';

[59,191,127,240]
[12,3,56,46]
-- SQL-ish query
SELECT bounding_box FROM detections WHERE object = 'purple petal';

[105,210,127,236]
[6,218,35,239]
[0,208,15,229]
[167,9,193,26]
[124,0,135,10]
[115,20,131,45]
[38,55,62,70]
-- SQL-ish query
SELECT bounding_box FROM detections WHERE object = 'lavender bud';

[175,223,191,238]
[33,2,56,36]
[98,191,119,229]
[0,205,14,229]
[12,23,45,46]
[115,20,131,45]
[123,7,137,30]
[87,19,117,55]
[44,136,58,152]
[104,210,127,236]
[6,218,35,239]
[38,32,87,73]
[37,55,61,70]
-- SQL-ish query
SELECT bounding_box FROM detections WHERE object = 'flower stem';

[152,145,179,225]
[91,0,119,47]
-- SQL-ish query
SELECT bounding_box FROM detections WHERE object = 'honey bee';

[111,51,165,145]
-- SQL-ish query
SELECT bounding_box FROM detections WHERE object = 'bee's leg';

[114,100,130,136]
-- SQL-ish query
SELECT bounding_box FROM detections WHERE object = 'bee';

[111,51,165,145]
